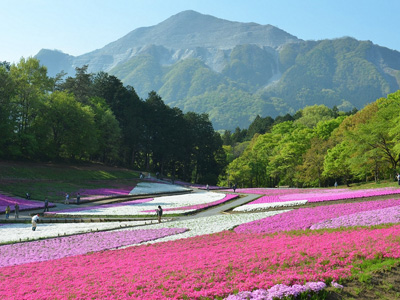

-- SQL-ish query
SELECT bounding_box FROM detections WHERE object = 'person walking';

[5,205,10,219]
[206,184,209,191]
[31,214,40,231]
[156,205,163,223]
[233,183,237,193]
[65,193,70,205]
[76,193,81,205]
[397,173,400,185]
[44,198,49,212]
[14,203,19,219]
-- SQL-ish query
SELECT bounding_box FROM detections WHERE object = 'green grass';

[348,179,398,190]
[0,161,140,201]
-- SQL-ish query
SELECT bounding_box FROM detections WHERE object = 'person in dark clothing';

[44,198,49,212]
[156,205,163,223]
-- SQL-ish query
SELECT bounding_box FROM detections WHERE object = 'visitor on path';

[65,193,70,204]
[334,181,338,188]
[156,205,163,223]
[44,198,49,212]
[233,184,237,193]
[76,193,81,204]
[32,214,39,231]
[206,184,209,191]
[5,205,10,219]
[26,192,31,200]
[397,173,400,185]
[14,203,19,219]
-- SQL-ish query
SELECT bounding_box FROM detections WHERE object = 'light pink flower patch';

[0,227,187,267]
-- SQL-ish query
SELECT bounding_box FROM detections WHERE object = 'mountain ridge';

[35,10,400,130]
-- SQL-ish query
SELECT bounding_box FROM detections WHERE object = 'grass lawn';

[0,160,140,201]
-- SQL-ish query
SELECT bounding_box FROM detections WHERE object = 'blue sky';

[2,0,399,63]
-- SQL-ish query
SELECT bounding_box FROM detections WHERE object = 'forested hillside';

[0,59,225,185]
[222,91,400,188]
[3,58,400,188]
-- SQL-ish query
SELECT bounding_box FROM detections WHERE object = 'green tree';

[323,141,353,186]
[0,63,16,157]
[59,65,94,104]
[89,97,121,164]
[93,72,144,165]
[36,91,97,159]
[9,58,53,157]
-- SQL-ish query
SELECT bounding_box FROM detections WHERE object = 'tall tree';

[0,63,15,157]
[9,58,53,157]
[93,72,144,165]
[35,91,97,159]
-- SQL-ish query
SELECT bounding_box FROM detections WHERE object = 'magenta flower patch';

[0,193,55,212]
[2,226,400,299]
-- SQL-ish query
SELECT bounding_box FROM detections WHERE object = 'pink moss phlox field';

[229,188,400,205]
[0,228,187,268]
[2,226,400,299]
[0,193,55,212]
[278,188,400,203]
[46,198,153,214]
[311,205,400,229]
[235,198,400,234]
[141,194,239,213]
[225,281,327,300]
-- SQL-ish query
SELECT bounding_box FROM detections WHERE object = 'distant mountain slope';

[35,10,400,130]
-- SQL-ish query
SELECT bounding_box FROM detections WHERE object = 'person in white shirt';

[32,214,40,231]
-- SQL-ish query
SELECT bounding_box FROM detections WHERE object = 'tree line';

[0,58,225,184]
[3,58,399,188]
[222,93,400,188]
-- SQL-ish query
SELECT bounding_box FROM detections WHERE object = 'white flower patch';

[233,200,308,212]
[0,221,149,244]
[118,210,291,246]
[130,182,191,194]
[56,192,226,216]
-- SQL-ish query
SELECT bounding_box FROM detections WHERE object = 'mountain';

[35,10,400,130]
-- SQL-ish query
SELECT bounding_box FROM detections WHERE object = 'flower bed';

[0,228,187,267]
[234,198,400,234]
[46,198,154,215]
[231,188,400,208]
[311,205,400,230]
[54,192,232,216]
[0,221,149,244]
[141,193,239,213]
[0,193,55,212]
[132,210,290,245]
[225,282,327,300]
[129,182,191,195]
[278,187,400,203]
[233,200,308,212]
[2,226,400,299]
